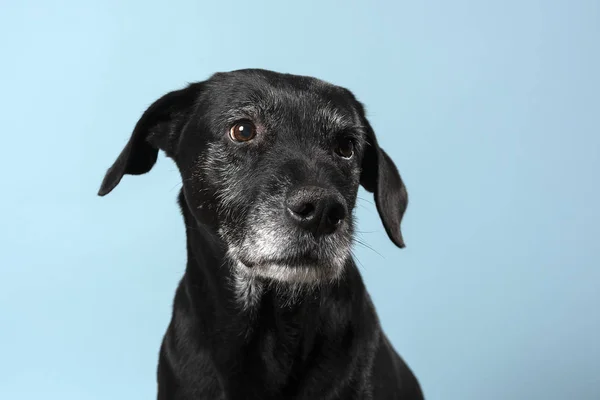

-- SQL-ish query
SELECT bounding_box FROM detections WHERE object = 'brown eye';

[229,121,256,142]
[336,138,354,159]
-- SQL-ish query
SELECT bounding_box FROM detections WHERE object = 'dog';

[99,69,424,399]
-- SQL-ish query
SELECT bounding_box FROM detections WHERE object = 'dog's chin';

[233,256,347,284]
[224,226,354,285]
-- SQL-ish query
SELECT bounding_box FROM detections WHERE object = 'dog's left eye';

[335,138,354,159]
[229,121,257,142]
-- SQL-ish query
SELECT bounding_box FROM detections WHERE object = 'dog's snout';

[286,186,347,235]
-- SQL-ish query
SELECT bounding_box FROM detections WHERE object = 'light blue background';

[1,1,598,399]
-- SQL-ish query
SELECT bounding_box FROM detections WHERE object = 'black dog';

[99,69,423,399]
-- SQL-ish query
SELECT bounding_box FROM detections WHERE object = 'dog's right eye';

[229,121,257,142]
[335,138,355,159]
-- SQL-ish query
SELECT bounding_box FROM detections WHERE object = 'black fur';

[99,69,423,399]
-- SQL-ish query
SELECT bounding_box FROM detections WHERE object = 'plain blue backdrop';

[1,0,599,399]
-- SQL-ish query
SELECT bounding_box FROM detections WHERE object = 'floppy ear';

[360,123,409,248]
[98,83,202,196]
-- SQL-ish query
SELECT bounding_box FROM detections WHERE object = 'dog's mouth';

[232,251,348,284]
[223,214,353,283]
[239,253,320,270]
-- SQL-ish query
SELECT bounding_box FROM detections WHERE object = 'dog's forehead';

[205,70,359,126]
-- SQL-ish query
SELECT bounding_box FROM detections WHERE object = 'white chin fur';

[229,256,347,310]
[218,216,352,308]
[235,258,346,284]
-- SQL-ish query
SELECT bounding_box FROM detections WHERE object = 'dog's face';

[99,69,407,284]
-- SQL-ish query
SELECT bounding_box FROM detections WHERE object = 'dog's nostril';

[325,204,346,229]
[326,204,345,226]
[296,203,315,218]
[288,202,315,219]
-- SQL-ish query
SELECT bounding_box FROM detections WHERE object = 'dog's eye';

[336,138,354,159]
[229,121,257,142]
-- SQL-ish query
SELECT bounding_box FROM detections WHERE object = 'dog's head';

[99,69,407,284]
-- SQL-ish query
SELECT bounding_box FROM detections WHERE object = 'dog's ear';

[98,84,202,196]
[359,121,408,248]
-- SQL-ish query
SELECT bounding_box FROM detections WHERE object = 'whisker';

[357,196,374,206]
[353,237,385,259]
[169,181,183,192]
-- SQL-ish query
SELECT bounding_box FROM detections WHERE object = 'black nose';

[285,186,347,235]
